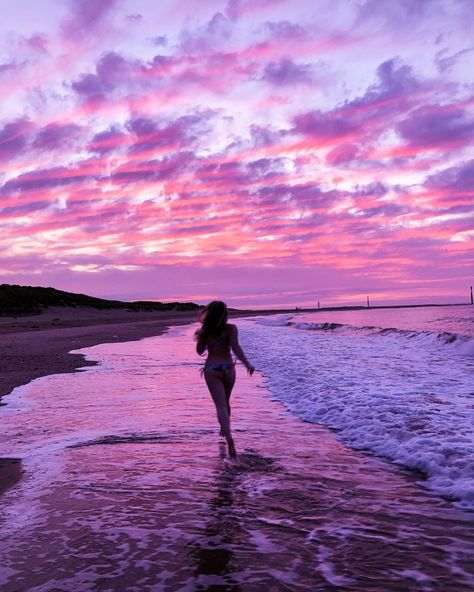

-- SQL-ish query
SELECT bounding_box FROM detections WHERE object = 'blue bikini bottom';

[202,362,236,377]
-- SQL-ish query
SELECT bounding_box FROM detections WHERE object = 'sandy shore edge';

[0,308,204,403]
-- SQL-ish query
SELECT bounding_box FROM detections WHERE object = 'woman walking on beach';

[195,301,254,461]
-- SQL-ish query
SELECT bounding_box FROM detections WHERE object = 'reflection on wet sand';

[191,442,243,592]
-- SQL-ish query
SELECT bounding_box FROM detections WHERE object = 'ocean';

[0,305,473,591]
[243,305,474,508]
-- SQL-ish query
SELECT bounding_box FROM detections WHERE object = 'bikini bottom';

[202,362,236,378]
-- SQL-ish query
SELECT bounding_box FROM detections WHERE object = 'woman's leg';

[204,370,232,439]
[218,369,236,436]
[204,369,238,459]
[223,368,236,418]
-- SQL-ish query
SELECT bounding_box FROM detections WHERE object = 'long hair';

[194,300,229,343]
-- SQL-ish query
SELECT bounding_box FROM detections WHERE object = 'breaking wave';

[256,315,474,355]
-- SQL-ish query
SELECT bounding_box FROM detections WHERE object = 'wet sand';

[0,307,198,499]
[0,326,473,591]
[0,307,199,404]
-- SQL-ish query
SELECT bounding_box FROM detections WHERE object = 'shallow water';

[0,324,473,591]
[247,306,474,508]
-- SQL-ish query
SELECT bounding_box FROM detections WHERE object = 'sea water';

[1,313,474,590]
[240,305,474,508]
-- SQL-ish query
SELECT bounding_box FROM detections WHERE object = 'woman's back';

[205,326,232,361]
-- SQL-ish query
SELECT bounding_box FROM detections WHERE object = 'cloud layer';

[0,0,472,306]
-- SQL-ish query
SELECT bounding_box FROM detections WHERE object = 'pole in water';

[317,300,320,309]
[471,286,473,305]
[367,296,370,308]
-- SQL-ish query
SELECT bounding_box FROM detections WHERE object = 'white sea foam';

[256,315,293,327]
[243,306,474,508]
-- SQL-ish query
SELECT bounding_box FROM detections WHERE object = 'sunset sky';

[0,0,472,308]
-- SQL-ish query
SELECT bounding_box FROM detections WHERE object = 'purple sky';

[0,0,473,308]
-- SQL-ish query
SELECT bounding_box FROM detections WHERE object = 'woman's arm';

[195,329,206,355]
[196,339,206,355]
[229,324,254,374]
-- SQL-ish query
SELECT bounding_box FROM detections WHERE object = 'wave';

[289,320,473,354]
[244,316,474,509]
[256,315,294,327]
[254,314,473,354]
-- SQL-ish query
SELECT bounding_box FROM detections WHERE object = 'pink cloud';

[87,126,128,154]
[226,0,286,22]
[23,34,49,53]
[326,143,360,165]
[32,123,83,152]
[1,166,96,195]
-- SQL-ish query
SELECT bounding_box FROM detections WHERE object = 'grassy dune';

[0,284,200,316]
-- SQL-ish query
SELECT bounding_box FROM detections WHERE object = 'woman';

[195,301,255,461]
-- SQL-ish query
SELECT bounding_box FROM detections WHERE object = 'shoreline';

[1,302,469,498]
[1,301,470,405]
[0,308,200,405]
[1,322,473,589]
[0,306,271,406]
